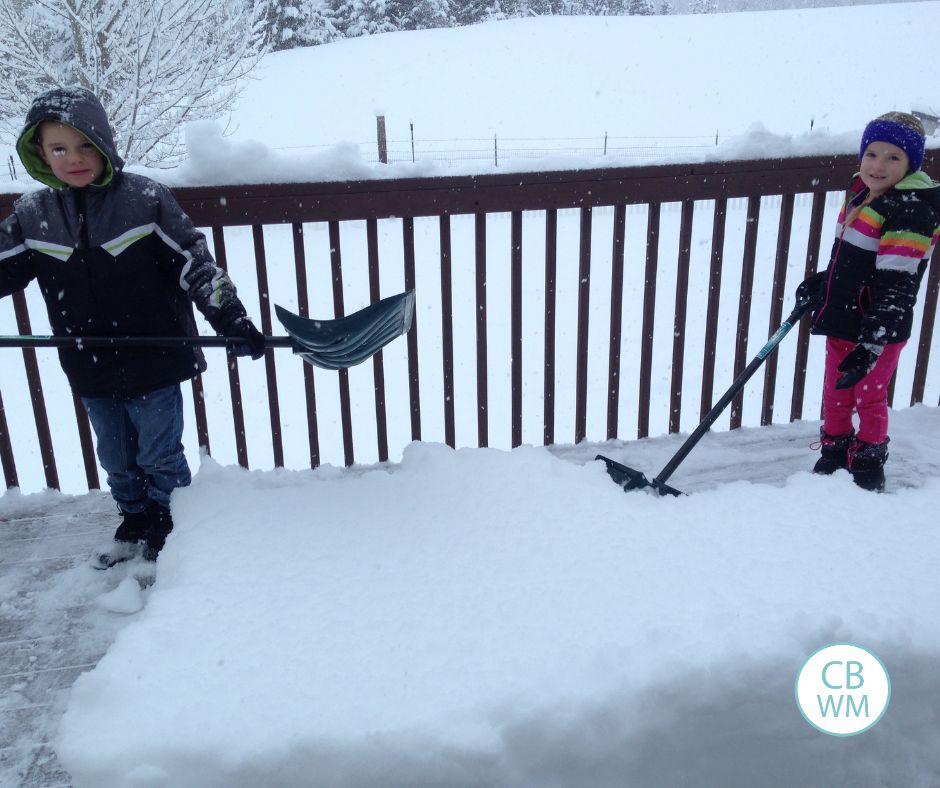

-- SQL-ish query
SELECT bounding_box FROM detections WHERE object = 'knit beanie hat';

[859,111,926,172]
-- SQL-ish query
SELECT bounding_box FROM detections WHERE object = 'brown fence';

[1,150,939,492]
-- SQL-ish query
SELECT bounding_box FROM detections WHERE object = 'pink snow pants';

[822,337,905,444]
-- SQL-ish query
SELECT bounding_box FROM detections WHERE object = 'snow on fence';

[1,150,939,494]
[337,133,718,166]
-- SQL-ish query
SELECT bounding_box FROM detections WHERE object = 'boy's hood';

[15,87,124,190]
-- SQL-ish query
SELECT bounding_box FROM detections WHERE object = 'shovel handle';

[0,335,296,349]
[652,302,808,488]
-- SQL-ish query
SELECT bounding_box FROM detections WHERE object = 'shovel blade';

[275,290,414,370]
[596,455,684,497]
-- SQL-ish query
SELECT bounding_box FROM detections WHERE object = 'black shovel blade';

[275,290,415,370]
[595,455,684,497]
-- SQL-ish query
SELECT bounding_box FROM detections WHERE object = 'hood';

[897,170,940,217]
[15,87,124,189]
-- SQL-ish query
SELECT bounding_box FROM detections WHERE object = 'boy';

[798,112,940,491]
[0,87,265,564]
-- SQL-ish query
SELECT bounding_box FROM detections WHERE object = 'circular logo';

[795,643,890,736]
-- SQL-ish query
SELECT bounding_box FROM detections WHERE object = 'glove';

[795,270,826,311]
[835,343,882,389]
[225,317,266,360]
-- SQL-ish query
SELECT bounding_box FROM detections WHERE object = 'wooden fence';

[1,150,938,492]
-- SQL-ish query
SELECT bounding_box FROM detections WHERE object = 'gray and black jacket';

[0,87,250,398]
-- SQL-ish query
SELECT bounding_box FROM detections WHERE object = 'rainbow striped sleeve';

[841,206,883,252]
[876,228,934,273]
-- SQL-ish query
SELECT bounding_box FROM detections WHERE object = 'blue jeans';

[81,384,191,512]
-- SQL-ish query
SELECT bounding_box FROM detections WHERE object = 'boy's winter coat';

[811,172,940,349]
[0,87,250,398]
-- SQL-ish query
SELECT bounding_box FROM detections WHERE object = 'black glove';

[225,317,266,360]
[795,270,826,311]
[835,343,882,389]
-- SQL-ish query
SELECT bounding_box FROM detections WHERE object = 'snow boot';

[812,429,855,475]
[847,437,889,493]
[142,502,174,562]
[91,508,148,570]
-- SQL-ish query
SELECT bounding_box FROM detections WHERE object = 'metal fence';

[1,150,938,492]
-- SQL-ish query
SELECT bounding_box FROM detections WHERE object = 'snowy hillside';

[167,2,940,185]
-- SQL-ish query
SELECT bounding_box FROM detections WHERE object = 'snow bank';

[56,426,940,787]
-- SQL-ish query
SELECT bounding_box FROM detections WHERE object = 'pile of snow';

[56,410,940,787]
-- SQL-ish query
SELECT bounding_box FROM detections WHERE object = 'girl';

[799,112,940,491]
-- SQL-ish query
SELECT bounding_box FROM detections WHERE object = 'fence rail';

[0,149,938,492]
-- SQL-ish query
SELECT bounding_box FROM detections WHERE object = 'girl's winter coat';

[0,88,250,398]
[811,173,940,348]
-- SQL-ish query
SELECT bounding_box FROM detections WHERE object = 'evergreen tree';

[689,0,717,11]
[332,0,399,36]
[451,0,490,26]
[527,0,556,15]
[298,0,342,43]
[389,0,451,29]
[554,0,586,14]
[628,0,655,13]
[659,0,673,13]
[253,0,308,50]
[581,0,622,14]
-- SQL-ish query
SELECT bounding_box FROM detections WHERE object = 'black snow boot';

[92,508,149,570]
[113,508,150,542]
[813,429,855,475]
[847,437,889,493]
[142,502,175,562]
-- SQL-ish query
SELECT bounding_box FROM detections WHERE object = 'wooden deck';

[0,492,129,788]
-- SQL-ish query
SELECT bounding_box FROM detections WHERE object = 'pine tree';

[298,0,342,43]
[388,0,451,30]
[451,0,490,26]
[628,0,655,14]
[689,0,717,12]
[331,0,399,37]
[253,0,308,50]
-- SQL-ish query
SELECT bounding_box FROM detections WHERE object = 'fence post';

[410,122,415,163]
[376,115,388,164]
[494,134,498,167]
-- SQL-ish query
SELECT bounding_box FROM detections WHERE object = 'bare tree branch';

[0,0,266,167]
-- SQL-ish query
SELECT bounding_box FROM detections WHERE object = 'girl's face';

[859,141,910,197]
[35,122,105,188]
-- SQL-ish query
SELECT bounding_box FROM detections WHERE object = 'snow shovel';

[596,294,816,496]
[0,290,415,371]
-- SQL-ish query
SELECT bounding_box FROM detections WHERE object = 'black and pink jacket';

[811,172,940,348]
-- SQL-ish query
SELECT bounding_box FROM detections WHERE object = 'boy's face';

[859,141,909,198]
[35,121,105,188]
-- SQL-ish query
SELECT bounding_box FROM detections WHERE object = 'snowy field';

[1,2,939,786]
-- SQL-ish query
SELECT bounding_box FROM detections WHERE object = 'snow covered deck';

[0,492,127,787]
[3,411,940,787]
